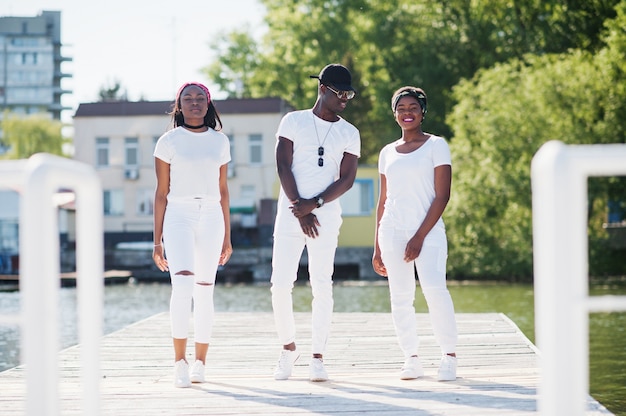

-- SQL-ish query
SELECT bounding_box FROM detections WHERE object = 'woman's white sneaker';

[174,359,191,388]
[190,360,205,383]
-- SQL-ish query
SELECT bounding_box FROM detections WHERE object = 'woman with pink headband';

[152,82,232,387]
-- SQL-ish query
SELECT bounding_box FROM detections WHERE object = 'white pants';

[378,227,457,357]
[270,209,341,354]
[163,199,224,344]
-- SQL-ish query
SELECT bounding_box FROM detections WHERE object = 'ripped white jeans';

[163,198,224,343]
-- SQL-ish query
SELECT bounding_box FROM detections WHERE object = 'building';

[0,189,19,274]
[0,10,71,121]
[0,10,71,250]
[73,97,291,249]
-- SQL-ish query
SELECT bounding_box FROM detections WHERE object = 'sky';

[1,0,266,121]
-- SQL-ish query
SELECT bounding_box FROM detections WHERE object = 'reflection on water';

[0,281,624,414]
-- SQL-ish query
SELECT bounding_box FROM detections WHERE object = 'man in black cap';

[270,64,361,382]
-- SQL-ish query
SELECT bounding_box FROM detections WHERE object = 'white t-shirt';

[154,126,231,203]
[276,109,360,215]
[378,135,451,236]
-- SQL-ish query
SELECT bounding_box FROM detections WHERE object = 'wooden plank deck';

[0,313,613,415]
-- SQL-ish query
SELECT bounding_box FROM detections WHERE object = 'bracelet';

[154,244,162,247]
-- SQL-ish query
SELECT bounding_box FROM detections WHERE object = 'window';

[103,190,124,216]
[0,219,19,253]
[227,135,235,177]
[21,53,37,65]
[125,137,139,167]
[241,184,256,200]
[12,37,42,47]
[96,138,109,167]
[249,134,262,164]
[150,136,160,167]
[608,200,626,224]
[136,189,153,216]
[340,179,374,216]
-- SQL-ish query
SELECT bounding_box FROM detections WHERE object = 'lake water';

[0,280,624,415]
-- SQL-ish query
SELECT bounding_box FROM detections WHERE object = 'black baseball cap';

[310,64,355,92]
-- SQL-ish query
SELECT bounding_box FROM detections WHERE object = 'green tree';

[206,28,261,98]
[445,2,626,279]
[203,0,625,278]
[0,112,67,159]
[204,0,620,162]
[98,79,128,102]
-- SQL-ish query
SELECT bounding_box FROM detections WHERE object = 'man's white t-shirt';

[276,109,360,215]
[154,126,231,203]
[378,135,451,240]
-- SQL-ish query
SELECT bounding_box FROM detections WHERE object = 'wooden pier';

[0,312,613,415]
[0,270,132,289]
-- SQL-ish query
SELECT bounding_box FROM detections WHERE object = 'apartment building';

[0,10,71,121]
[73,97,292,250]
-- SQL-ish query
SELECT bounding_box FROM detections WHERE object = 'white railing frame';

[531,140,626,416]
[0,153,103,416]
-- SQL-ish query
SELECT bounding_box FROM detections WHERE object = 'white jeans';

[163,199,224,343]
[378,227,457,357]
[270,208,342,354]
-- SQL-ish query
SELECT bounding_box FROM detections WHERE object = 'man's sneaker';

[189,360,205,383]
[174,359,191,388]
[437,355,457,381]
[309,358,328,382]
[273,349,300,380]
[400,356,424,380]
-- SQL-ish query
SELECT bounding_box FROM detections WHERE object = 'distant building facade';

[0,190,18,274]
[73,97,293,251]
[0,10,71,121]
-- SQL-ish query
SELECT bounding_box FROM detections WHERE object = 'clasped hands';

[289,198,318,218]
[290,198,320,238]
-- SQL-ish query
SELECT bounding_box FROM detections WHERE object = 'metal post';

[531,141,626,416]
[0,153,103,415]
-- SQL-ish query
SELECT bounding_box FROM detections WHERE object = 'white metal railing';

[531,140,626,416]
[0,153,103,416]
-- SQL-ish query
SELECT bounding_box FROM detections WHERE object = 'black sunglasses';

[325,85,355,100]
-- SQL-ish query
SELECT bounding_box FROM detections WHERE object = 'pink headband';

[176,82,212,105]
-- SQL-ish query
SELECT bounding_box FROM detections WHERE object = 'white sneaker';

[273,349,300,380]
[400,356,424,380]
[309,358,328,382]
[189,360,205,383]
[437,355,457,381]
[174,359,191,388]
